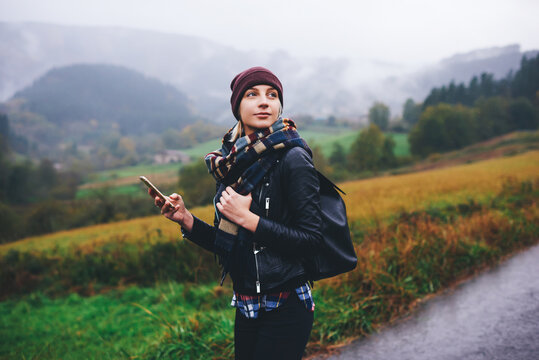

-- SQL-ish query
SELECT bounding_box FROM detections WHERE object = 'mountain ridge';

[1,22,536,119]
[2,63,198,158]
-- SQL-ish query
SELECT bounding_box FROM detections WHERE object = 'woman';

[149,66,322,359]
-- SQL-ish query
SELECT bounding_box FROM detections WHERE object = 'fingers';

[168,193,182,211]
[216,202,223,212]
[154,196,164,207]
[149,188,165,208]
[161,200,173,215]
[162,198,177,213]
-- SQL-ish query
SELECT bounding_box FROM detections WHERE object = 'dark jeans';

[234,294,314,360]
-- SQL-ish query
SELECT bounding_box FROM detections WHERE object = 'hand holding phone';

[140,175,179,213]
[139,176,167,201]
[140,176,194,231]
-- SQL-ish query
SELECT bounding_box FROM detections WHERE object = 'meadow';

[75,128,409,199]
[1,150,537,359]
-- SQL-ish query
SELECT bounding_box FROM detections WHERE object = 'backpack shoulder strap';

[316,170,346,195]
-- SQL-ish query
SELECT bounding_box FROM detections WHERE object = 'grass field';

[2,144,537,359]
[12,150,536,256]
[1,161,537,358]
[341,150,539,223]
[0,283,234,359]
[306,131,409,158]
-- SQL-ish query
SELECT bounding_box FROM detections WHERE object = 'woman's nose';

[258,95,269,107]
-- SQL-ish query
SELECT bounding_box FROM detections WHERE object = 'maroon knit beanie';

[230,66,283,120]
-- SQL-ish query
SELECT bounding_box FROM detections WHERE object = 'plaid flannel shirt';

[231,283,315,319]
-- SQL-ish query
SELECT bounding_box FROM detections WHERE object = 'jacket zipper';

[253,243,261,293]
[253,181,270,294]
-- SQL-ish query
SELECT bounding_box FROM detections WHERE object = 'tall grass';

[342,151,538,223]
[1,152,538,358]
[0,283,234,360]
[310,178,538,352]
[1,177,536,359]
[0,207,215,255]
[4,151,536,256]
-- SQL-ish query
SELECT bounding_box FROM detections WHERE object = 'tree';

[0,113,9,154]
[162,129,186,149]
[475,97,511,140]
[329,142,347,168]
[178,160,216,207]
[117,136,138,166]
[6,161,34,204]
[311,145,332,176]
[380,136,397,168]
[402,99,421,127]
[479,73,496,98]
[348,124,385,172]
[511,54,539,100]
[26,200,68,235]
[0,201,23,243]
[508,97,538,130]
[409,103,477,157]
[368,102,390,131]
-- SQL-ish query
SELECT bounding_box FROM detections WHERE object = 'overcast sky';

[1,0,538,65]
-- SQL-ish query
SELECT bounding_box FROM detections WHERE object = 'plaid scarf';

[205,117,311,285]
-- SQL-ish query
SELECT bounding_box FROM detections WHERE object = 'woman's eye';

[268,92,278,98]
[246,92,256,97]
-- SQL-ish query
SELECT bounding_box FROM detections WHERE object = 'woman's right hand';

[148,189,194,231]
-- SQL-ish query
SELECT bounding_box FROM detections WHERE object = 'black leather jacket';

[182,147,323,294]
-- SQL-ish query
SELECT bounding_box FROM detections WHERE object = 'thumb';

[170,193,180,200]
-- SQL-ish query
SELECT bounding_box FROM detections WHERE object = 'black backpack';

[306,171,357,281]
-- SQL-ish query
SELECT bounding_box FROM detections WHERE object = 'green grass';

[388,133,410,157]
[0,283,234,360]
[84,162,183,185]
[307,130,410,157]
[181,138,222,159]
[2,182,537,359]
[76,184,143,199]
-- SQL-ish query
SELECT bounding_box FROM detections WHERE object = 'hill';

[2,149,537,256]
[2,64,197,154]
[6,64,195,141]
[399,130,539,173]
[1,22,536,119]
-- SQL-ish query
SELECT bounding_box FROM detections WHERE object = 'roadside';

[312,243,539,360]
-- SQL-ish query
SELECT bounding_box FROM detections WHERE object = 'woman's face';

[238,84,281,135]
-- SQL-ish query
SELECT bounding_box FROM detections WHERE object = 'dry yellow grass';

[2,151,537,255]
[0,205,215,255]
[341,150,538,222]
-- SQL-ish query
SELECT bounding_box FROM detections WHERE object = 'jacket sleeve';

[181,215,217,253]
[253,147,323,256]
[180,182,221,253]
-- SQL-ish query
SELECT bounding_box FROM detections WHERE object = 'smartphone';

[139,176,167,201]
